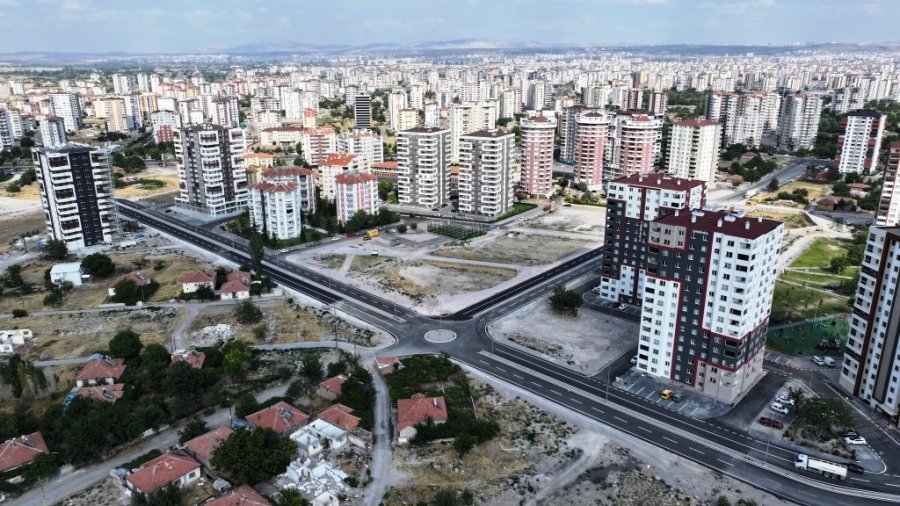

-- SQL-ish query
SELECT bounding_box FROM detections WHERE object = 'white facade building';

[174,124,248,216]
[774,92,822,151]
[836,109,887,174]
[449,101,499,162]
[667,119,721,187]
[335,171,379,225]
[248,181,303,240]
[397,126,451,209]
[40,117,68,148]
[50,93,83,133]
[458,129,515,217]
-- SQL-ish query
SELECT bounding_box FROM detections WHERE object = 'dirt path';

[338,254,355,276]
[527,431,606,506]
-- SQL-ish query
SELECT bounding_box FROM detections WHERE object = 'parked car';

[841,430,860,438]
[843,435,867,445]
[614,303,627,310]
[758,417,784,429]
[630,355,638,365]
[846,463,865,474]
[775,394,795,405]
[659,389,674,401]
[770,403,790,415]
[811,356,825,366]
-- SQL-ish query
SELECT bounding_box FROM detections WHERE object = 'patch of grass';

[386,355,461,401]
[770,281,850,324]
[767,316,849,356]
[791,238,848,269]
[745,211,812,230]
[428,223,487,241]
[496,202,537,221]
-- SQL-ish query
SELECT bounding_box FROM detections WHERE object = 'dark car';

[846,463,864,474]
[841,430,860,438]
[758,417,784,429]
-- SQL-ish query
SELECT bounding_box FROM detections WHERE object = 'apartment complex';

[396,126,451,209]
[613,110,663,180]
[599,175,706,304]
[458,129,515,217]
[262,167,317,215]
[337,129,384,171]
[33,144,118,249]
[835,109,887,174]
[0,110,14,150]
[559,105,591,163]
[520,115,556,197]
[50,93,83,133]
[354,95,371,129]
[637,209,783,403]
[838,227,900,425]
[335,171,379,224]
[39,116,67,148]
[248,181,303,240]
[449,101,499,162]
[573,111,609,191]
[876,143,900,227]
[706,91,780,148]
[667,119,721,187]
[174,124,248,216]
[316,154,359,202]
[775,92,823,151]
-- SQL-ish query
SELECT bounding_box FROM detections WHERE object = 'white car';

[770,403,790,415]
[630,355,638,365]
[811,356,825,366]
[844,435,867,445]
[775,394,795,406]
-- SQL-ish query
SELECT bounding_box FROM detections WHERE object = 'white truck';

[794,454,847,480]
[745,189,759,199]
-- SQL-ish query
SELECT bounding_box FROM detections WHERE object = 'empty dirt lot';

[434,231,592,266]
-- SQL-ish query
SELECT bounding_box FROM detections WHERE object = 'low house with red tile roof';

[227,271,252,285]
[125,452,201,495]
[219,271,252,300]
[0,432,49,473]
[206,484,271,506]
[172,349,206,369]
[182,271,214,294]
[374,356,400,375]
[108,272,152,297]
[77,383,125,403]
[182,425,233,468]
[317,404,360,431]
[75,355,125,387]
[245,401,309,436]
[316,374,347,401]
[397,393,448,444]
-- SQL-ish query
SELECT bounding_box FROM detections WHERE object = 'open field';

[0,208,45,253]
[114,173,180,199]
[752,180,830,208]
[767,316,848,356]
[746,209,812,230]
[771,237,857,323]
[434,232,591,266]
[488,296,638,375]
[522,204,606,237]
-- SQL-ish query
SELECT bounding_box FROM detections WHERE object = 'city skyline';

[0,0,897,54]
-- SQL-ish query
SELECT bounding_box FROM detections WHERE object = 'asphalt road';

[106,199,900,506]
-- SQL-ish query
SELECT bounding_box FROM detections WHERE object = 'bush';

[81,253,115,277]
[397,224,408,233]
[11,309,27,318]
[233,300,262,324]
[548,285,582,316]
[252,324,268,340]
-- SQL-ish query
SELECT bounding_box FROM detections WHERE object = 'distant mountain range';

[1,39,899,62]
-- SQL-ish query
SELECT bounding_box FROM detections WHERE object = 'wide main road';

[117,199,900,505]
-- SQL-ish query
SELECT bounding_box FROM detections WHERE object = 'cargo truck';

[794,454,847,480]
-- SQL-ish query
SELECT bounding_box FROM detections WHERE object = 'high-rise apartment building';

[0,110,15,150]
[637,209,783,403]
[876,143,900,227]
[396,126,451,209]
[50,93,83,133]
[449,101,499,162]
[574,111,609,192]
[560,105,591,163]
[150,110,181,144]
[261,167,317,215]
[599,174,706,304]
[335,171,379,224]
[667,119,721,187]
[39,117,67,148]
[388,89,408,132]
[774,92,822,152]
[211,96,240,128]
[830,87,866,114]
[300,127,338,166]
[649,90,668,116]
[706,91,779,148]
[835,109,887,174]
[248,181,303,240]
[102,98,129,134]
[174,124,248,216]
[458,129,515,217]
[838,226,900,425]
[520,115,557,198]
[354,95,372,129]
[33,144,117,249]
[614,110,663,179]
[123,94,143,132]
[337,129,384,172]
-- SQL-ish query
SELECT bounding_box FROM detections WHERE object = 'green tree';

[548,285,582,316]
[81,253,115,277]
[110,279,158,305]
[796,397,854,440]
[222,339,252,378]
[178,418,210,444]
[252,323,268,340]
[273,488,310,506]
[301,354,323,382]
[163,361,202,398]
[3,264,24,288]
[397,224,408,233]
[234,300,263,324]
[109,329,143,361]
[234,392,260,418]
[211,428,297,484]
[831,182,851,197]
[249,233,265,275]
[131,484,181,506]
[767,178,779,192]
[41,238,69,260]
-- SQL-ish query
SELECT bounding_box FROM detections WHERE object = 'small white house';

[50,262,85,287]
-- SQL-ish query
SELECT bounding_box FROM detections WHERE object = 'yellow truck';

[366,229,379,239]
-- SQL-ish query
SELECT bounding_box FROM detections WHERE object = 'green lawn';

[791,238,848,268]
[767,316,848,357]
[771,237,857,323]
[770,281,851,324]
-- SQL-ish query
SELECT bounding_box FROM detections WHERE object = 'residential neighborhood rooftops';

[335,171,378,185]
[219,280,251,294]
[77,383,125,403]
[317,404,361,431]
[109,272,152,288]
[0,432,49,472]
[320,153,357,166]
[227,271,252,285]
[245,401,309,434]
[250,181,299,193]
[206,484,271,506]
[125,452,200,494]
[182,271,214,284]
[182,425,233,464]
[610,173,706,192]
[75,356,126,382]
[263,167,315,178]
[397,393,448,431]
[172,349,206,369]
[318,375,348,397]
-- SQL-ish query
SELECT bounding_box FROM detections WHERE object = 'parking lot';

[613,370,733,419]
[582,291,642,320]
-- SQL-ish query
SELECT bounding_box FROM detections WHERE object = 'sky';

[0,0,895,53]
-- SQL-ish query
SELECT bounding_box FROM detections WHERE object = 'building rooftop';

[76,356,126,382]
[0,432,49,473]
[183,270,213,284]
[318,375,348,396]
[250,181,299,193]
[263,167,315,178]
[610,174,706,192]
[171,349,206,369]
[317,404,361,431]
[206,484,271,506]
[400,126,449,134]
[673,119,720,127]
[182,425,233,463]
[844,109,886,118]
[397,393,448,431]
[246,401,309,433]
[320,153,357,167]
[654,209,783,240]
[77,383,125,404]
[335,171,378,185]
[462,128,513,139]
[125,452,200,494]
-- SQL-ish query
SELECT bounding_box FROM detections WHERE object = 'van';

[824,357,836,368]
[659,389,674,401]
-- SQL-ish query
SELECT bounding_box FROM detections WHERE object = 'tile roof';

[219,280,251,294]
[320,153,357,167]
[673,119,720,127]
[397,394,448,431]
[110,272,152,288]
[318,375,347,396]
[206,485,271,506]
[76,356,126,382]
[250,181,299,193]
[227,271,252,285]
[125,452,200,494]
[0,432,49,472]
[77,383,125,403]
[172,349,206,369]
[335,171,378,185]
[182,425,233,463]
[183,271,214,284]
[317,404,360,431]
[245,401,309,433]
[654,209,783,240]
[262,167,314,178]
[610,174,706,192]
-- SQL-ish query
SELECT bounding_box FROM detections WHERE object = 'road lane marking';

[550,389,563,396]
[716,458,733,467]
[614,416,627,423]
[638,426,651,433]
[688,447,705,455]
[530,381,541,387]
[663,436,678,444]
[570,398,583,405]
[513,374,524,379]
[495,367,506,373]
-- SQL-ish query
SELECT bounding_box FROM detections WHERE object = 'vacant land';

[114,173,180,199]
[434,232,591,266]
[771,238,857,323]
[489,296,638,375]
[746,209,812,230]
[312,254,347,270]
[523,205,606,237]
[753,180,830,208]
[0,204,44,253]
